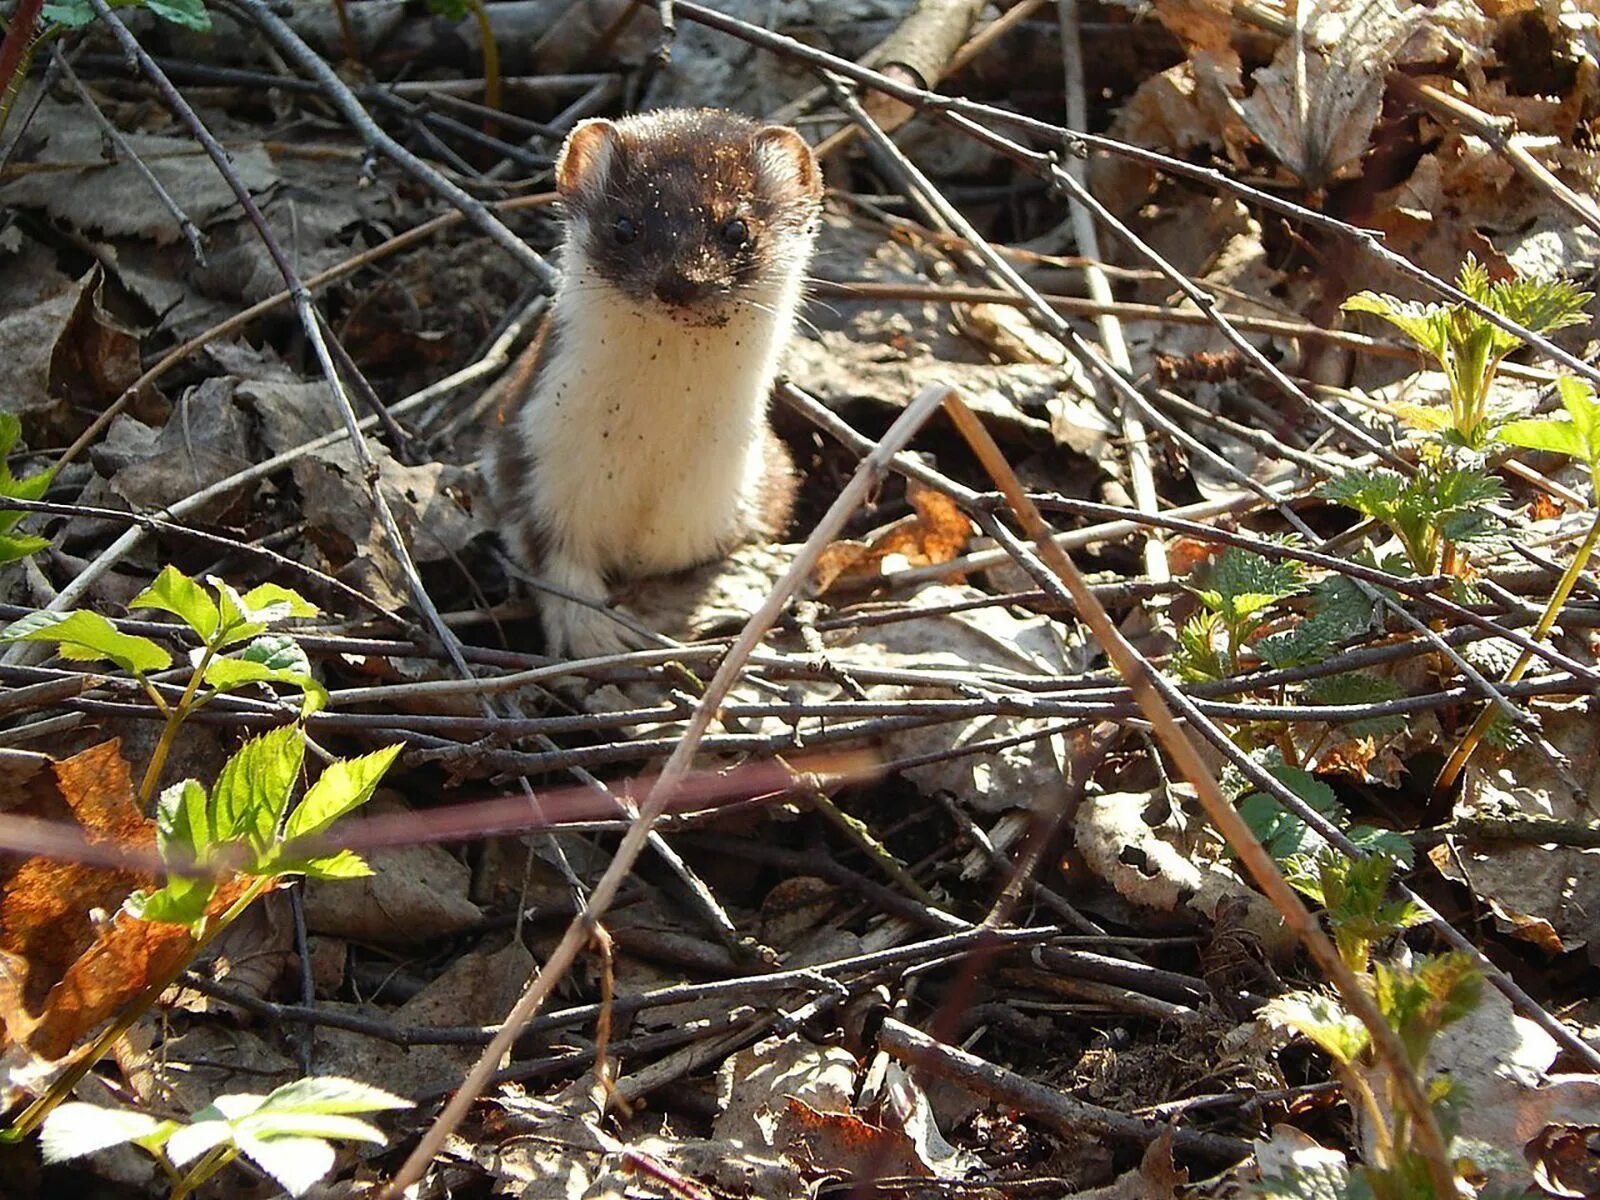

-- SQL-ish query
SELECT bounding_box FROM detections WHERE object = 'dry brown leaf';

[1075,791,1296,959]
[0,742,231,1062]
[1433,701,1600,961]
[811,479,972,595]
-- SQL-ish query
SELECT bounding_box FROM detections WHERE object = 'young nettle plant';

[1436,377,1600,789]
[0,413,55,566]
[1,566,328,804]
[1263,851,1485,1200]
[1174,547,1309,683]
[42,1077,409,1199]
[1344,258,1590,452]
[1316,461,1506,578]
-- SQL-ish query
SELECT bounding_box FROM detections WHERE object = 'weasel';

[487,108,823,659]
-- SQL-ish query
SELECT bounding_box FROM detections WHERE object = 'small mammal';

[487,108,823,658]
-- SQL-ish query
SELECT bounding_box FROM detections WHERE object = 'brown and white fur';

[486,109,823,659]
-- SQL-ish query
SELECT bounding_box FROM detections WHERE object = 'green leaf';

[42,1,94,27]
[282,744,402,843]
[1191,547,1306,624]
[0,610,170,674]
[1239,765,1344,862]
[212,578,318,647]
[253,1075,410,1118]
[1342,292,1452,364]
[212,726,305,862]
[1258,1160,1356,1200]
[204,635,325,715]
[0,531,50,565]
[1374,952,1481,1064]
[1500,377,1600,474]
[425,0,472,18]
[155,777,210,866]
[1303,672,1405,736]
[239,582,319,621]
[124,874,214,928]
[235,1133,336,1197]
[1263,990,1370,1064]
[40,1103,177,1163]
[285,849,373,880]
[130,565,219,641]
[1172,611,1227,682]
[146,0,212,31]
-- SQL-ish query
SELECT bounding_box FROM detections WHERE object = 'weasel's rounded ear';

[557,119,620,198]
[753,125,823,202]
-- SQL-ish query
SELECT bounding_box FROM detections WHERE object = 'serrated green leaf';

[1304,672,1405,735]
[146,0,211,30]
[1342,292,1452,363]
[40,1103,177,1163]
[1263,991,1370,1064]
[156,777,210,866]
[124,874,213,928]
[1240,765,1344,862]
[1194,547,1307,621]
[0,610,170,674]
[282,744,402,843]
[130,565,219,641]
[239,582,319,621]
[1348,826,1415,868]
[1173,611,1227,682]
[213,726,305,861]
[255,1075,411,1117]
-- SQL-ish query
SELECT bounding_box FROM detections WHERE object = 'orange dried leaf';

[0,740,250,1062]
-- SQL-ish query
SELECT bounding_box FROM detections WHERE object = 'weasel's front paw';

[542,596,651,661]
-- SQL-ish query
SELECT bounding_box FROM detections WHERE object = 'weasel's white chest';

[518,294,779,577]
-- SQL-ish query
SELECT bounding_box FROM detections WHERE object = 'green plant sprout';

[1344,258,1590,452]
[41,1077,409,1199]
[1317,462,1505,577]
[4,725,401,1141]
[1263,851,1483,1200]
[1282,851,1427,974]
[0,413,55,566]
[1174,548,1308,683]
[1,565,329,805]
[1436,377,1600,790]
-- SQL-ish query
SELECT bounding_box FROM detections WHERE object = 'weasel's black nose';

[653,273,708,306]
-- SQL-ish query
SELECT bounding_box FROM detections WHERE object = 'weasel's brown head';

[554,108,822,327]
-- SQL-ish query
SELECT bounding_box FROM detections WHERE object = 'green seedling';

[1437,377,1600,789]
[0,413,55,566]
[1238,763,1413,872]
[1317,463,1504,577]
[1344,258,1590,452]
[42,1077,409,1199]
[1,565,328,804]
[1283,850,1426,974]
[1175,548,1308,683]
[5,727,401,1140]
[1263,849,1483,1200]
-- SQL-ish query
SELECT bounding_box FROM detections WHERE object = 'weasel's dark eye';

[611,217,638,245]
[720,217,750,247]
